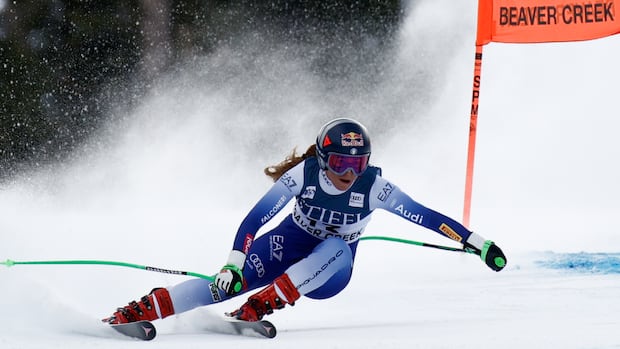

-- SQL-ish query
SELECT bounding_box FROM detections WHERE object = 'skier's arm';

[370,177,506,271]
[231,176,298,252]
[370,177,472,242]
[215,162,304,295]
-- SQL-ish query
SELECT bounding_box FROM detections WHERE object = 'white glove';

[214,250,246,295]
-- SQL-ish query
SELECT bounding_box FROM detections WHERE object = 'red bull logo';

[341,132,364,147]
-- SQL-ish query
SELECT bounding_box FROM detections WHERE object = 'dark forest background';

[0,0,403,181]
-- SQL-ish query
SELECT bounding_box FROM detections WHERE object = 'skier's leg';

[230,237,354,321]
[167,278,225,313]
[170,233,353,317]
[286,237,353,297]
[104,216,312,323]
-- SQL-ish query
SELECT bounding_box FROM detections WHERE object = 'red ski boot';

[102,288,175,324]
[229,273,301,322]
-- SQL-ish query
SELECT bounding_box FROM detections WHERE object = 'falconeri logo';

[261,194,287,224]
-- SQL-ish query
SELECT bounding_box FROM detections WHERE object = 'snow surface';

[1,1,619,348]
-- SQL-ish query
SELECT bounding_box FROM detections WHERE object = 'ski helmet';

[315,118,371,175]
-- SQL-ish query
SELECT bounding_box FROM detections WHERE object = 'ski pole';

[1,258,215,281]
[1,237,472,279]
[360,235,476,254]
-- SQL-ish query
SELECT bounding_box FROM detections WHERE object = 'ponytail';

[264,144,316,182]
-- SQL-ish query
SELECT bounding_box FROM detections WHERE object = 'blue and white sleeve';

[369,176,473,244]
[231,162,304,252]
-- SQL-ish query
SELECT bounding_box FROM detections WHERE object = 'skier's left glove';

[215,250,246,295]
[464,232,507,272]
[480,240,506,271]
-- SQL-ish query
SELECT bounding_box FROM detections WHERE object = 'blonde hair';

[264,144,316,182]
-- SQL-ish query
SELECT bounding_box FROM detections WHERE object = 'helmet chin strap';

[317,155,327,170]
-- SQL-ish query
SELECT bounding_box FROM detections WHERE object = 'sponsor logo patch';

[349,192,365,208]
[377,182,394,202]
[261,194,287,224]
[249,253,265,277]
[209,282,222,302]
[439,223,463,242]
[395,204,423,223]
[279,172,297,190]
[270,235,284,262]
[301,186,316,199]
[341,132,364,147]
[243,234,253,254]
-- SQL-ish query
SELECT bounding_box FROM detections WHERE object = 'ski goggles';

[326,153,370,176]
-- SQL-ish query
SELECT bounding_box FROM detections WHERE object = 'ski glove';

[479,240,507,271]
[215,250,246,296]
[464,234,507,272]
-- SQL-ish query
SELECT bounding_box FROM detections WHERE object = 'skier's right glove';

[215,250,246,296]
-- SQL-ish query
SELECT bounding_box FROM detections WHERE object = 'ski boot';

[229,273,301,322]
[102,288,175,324]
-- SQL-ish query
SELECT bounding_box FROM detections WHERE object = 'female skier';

[103,117,506,324]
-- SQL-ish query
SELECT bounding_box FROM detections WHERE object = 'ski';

[106,318,276,340]
[223,318,277,338]
[109,320,157,341]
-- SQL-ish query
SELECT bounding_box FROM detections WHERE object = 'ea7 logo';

[279,173,297,190]
[377,182,394,202]
[270,235,284,262]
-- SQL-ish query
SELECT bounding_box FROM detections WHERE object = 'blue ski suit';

[168,156,474,313]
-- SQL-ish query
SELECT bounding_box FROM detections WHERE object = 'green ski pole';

[360,235,476,254]
[2,258,214,280]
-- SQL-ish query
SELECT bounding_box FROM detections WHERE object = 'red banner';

[477,0,620,44]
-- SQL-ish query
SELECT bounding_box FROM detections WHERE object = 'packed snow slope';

[1,1,619,348]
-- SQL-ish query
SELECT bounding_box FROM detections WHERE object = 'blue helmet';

[315,118,372,171]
